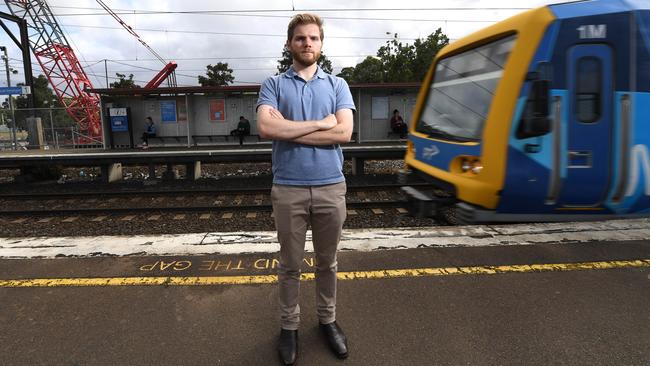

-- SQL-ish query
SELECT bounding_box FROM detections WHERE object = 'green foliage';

[411,29,450,81]
[1,74,74,131]
[276,48,293,75]
[377,33,416,82]
[276,48,334,74]
[339,57,384,84]
[198,62,235,86]
[110,73,141,88]
[337,67,355,82]
[336,28,449,84]
[11,75,60,109]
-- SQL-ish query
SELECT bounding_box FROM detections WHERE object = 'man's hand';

[292,108,353,146]
[258,105,330,141]
[318,114,337,130]
[267,107,336,131]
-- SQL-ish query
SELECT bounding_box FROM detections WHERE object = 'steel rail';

[0,200,406,217]
[0,182,427,199]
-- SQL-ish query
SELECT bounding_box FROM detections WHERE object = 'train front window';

[416,35,517,141]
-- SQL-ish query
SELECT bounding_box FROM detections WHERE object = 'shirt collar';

[284,65,326,80]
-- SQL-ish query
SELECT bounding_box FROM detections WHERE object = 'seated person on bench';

[229,116,251,146]
[141,116,156,149]
[390,109,407,139]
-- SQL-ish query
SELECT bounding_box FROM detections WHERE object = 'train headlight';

[460,158,482,174]
[470,161,483,174]
[461,159,472,172]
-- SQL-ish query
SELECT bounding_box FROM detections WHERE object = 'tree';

[377,33,416,82]
[337,56,384,84]
[378,30,449,82]
[198,62,235,86]
[337,67,355,83]
[13,74,60,109]
[110,73,140,88]
[411,29,449,81]
[276,48,333,74]
[337,29,450,84]
[1,74,73,131]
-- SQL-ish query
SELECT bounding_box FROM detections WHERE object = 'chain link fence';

[0,107,103,150]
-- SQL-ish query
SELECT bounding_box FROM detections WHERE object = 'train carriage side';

[618,7,650,214]
[402,0,650,223]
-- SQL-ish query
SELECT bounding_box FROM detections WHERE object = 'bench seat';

[192,134,264,146]
[387,131,407,139]
[147,136,188,146]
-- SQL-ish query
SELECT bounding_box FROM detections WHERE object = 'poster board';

[160,100,177,123]
[371,97,389,120]
[209,99,226,121]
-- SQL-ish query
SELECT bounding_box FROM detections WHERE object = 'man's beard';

[291,49,321,68]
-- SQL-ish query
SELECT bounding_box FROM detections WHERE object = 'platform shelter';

[89,83,420,149]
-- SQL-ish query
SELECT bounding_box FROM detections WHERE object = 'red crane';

[4,0,179,143]
[4,0,103,141]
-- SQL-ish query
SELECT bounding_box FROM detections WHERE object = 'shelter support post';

[351,157,365,176]
[101,163,123,183]
[185,161,201,180]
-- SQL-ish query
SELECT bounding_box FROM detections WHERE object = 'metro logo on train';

[401,0,650,224]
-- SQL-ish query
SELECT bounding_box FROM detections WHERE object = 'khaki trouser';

[271,182,347,330]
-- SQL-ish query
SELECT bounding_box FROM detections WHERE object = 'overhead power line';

[95,0,167,65]
[70,55,377,63]
[46,6,503,22]
[48,6,531,17]
[109,68,277,72]
[58,23,419,41]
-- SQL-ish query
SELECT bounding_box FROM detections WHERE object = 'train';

[401,0,650,224]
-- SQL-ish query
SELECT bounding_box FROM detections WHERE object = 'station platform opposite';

[0,142,406,182]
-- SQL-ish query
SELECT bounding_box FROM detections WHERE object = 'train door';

[559,44,613,206]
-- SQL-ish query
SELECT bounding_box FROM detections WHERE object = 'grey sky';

[0,0,569,89]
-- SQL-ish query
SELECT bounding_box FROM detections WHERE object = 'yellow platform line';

[1,259,649,288]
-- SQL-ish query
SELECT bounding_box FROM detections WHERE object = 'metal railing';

[0,106,103,150]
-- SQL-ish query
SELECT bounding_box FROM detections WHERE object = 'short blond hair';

[287,13,324,42]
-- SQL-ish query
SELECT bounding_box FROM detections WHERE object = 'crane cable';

[95,0,167,66]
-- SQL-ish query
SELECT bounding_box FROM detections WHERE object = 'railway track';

[0,196,427,238]
[0,199,408,216]
[0,185,420,217]
[0,181,423,215]
[0,177,443,238]
[0,182,425,199]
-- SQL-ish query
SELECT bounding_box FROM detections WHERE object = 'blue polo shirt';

[256,66,356,185]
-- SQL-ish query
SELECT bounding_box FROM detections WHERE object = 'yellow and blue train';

[402,0,650,223]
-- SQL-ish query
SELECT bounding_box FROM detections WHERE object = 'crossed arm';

[257,104,354,145]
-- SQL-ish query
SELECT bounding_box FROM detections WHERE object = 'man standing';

[257,13,355,366]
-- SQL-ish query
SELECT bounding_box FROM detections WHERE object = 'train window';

[416,35,517,141]
[575,57,601,123]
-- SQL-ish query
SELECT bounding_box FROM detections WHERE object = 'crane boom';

[4,0,102,140]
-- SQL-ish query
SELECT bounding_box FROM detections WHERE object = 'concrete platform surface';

[1,237,649,365]
[4,218,650,258]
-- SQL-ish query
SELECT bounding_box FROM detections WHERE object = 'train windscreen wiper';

[424,125,477,142]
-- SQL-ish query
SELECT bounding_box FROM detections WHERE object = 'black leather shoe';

[319,321,348,359]
[278,329,298,366]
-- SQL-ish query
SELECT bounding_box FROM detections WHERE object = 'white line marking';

[2,218,650,259]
